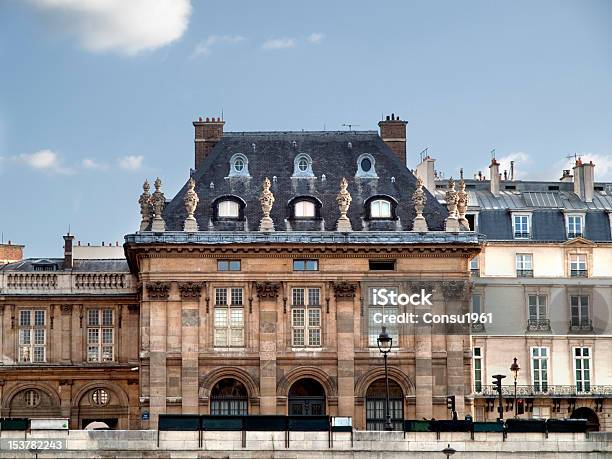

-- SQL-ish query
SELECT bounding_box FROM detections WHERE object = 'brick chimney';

[573,159,595,202]
[378,114,408,166]
[0,241,24,264]
[193,116,225,170]
[63,233,74,269]
[489,158,500,196]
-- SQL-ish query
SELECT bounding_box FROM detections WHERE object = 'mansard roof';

[161,131,448,232]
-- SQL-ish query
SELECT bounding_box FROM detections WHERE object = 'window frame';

[566,214,585,239]
[86,308,115,363]
[293,259,319,271]
[528,294,547,321]
[18,309,47,363]
[473,347,483,393]
[570,294,590,328]
[217,260,241,271]
[569,254,588,278]
[213,287,245,348]
[573,346,592,392]
[292,153,315,178]
[228,153,250,177]
[290,287,322,348]
[512,214,531,239]
[516,253,534,277]
[530,346,549,393]
[356,153,378,178]
[367,286,400,347]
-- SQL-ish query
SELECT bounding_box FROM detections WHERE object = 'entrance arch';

[288,378,326,416]
[571,407,600,431]
[210,378,248,415]
[365,378,404,430]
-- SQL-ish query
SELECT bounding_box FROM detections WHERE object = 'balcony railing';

[569,319,593,332]
[471,322,485,332]
[470,268,480,277]
[516,269,533,278]
[514,232,530,239]
[527,318,551,331]
[567,232,583,239]
[570,269,588,278]
[474,385,612,397]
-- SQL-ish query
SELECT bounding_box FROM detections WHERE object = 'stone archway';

[365,378,404,430]
[210,378,249,415]
[571,407,600,431]
[72,382,129,430]
[288,378,326,416]
[4,384,61,419]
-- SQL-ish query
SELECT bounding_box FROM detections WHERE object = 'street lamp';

[377,326,393,431]
[510,357,520,418]
[442,444,456,458]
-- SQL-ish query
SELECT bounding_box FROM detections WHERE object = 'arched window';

[210,378,248,415]
[228,153,249,177]
[23,389,41,407]
[366,378,404,430]
[294,200,316,218]
[288,378,326,416]
[91,389,110,406]
[293,154,314,178]
[356,153,377,178]
[218,200,240,218]
[370,199,392,218]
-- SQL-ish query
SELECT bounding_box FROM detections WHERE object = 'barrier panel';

[0,419,29,431]
[506,418,547,433]
[546,418,587,433]
[30,419,69,430]
[404,420,432,432]
[472,421,504,433]
[158,415,200,431]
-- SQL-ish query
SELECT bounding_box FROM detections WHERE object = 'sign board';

[30,419,69,430]
[142,411,150,421]
[332,417,352,427]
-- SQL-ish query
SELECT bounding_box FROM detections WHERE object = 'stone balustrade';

[0,272,136,294]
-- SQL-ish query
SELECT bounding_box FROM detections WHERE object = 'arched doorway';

[210,378,248,415]
[288,378,326,416]
[571,407,600,431]
[365,378,404,430]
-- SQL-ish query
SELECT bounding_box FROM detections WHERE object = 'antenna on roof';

[565,153,580,162]
[419,147,429,162]
[490,148,496,159]
[221,108,224,121]
[341,123,360,131]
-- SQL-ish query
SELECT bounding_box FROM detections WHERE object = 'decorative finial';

[259,177,275,231]
[336,177,352,232]
[457,174,470,230]
[183,177,199,232]
[411,177,428,232]
[138,180,152,232]
[444,177,460,231]
[151,177,166,232]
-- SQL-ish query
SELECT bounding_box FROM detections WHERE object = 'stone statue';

[259,177,275,231]
[138,180,152,232]
[151,177,166,232]
[336,177,352,232]
[411,177,428,232]
[183,177,199,232]
[457,175,470,230]
[444,177,460,231]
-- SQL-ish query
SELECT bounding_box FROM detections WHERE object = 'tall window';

[570,295,590,328]
[218,200,240,218]
[370,199,392,218]
[365,379,404,430]
[18,310,46,363]
[567,215,584,238]
[291,288,321,347]
[470,256,480,276]
[473,347,483,393]
[528,295,546,321]
[516,253,533,277]
[513,215,530,239]
[574,347,591,392]
[368,287,399,346]
[87,309,115,362]
[210,379,248,415]
[214,288,244,347]
[531,347,548,392]
[569,254,587,277]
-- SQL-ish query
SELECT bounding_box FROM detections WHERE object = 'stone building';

[0,237,140,429]
[124,115,480,429]
[424,157,612,431]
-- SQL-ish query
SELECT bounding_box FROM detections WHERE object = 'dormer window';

[512,214,531,239]
[294,200,315,218]
[228,153,250,177]
[217,200,240,218]
[356,153,377,178]
[566,214,584,239]
[370,199,392,218]
[292,154,314,178]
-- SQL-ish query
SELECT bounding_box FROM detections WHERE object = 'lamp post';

[510,357,520,418]
[377,326,393,431]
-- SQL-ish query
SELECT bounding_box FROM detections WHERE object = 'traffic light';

[492,374,506,395]
[517,398,525,415]
[446,395,457,420]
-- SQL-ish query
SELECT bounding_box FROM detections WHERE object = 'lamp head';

[510,357,520,378]
[377,326,392,353]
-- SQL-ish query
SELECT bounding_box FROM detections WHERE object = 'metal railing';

[516,269,533,278]
[569,319,593,332]
[474,385,612,397]
[570,269,588,278]
[527,319,551,331]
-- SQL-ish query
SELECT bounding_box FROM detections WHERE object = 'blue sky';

[0,0,611,256]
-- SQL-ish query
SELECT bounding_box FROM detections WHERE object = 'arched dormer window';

[356,153,377,178]
[292,154,314,178]
[213,196,246,220]
[289,196,322,219]
[229,153,250,177]
[365,195,397,220]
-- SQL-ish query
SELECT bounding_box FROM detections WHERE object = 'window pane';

[292,288,305,306]
[215,309,228,327]
[305,260,318,271]
[34,310,45,326]
[229,260,241,271]
[309,329,321,346]
[215,288,228,306]
[293,260,305,271]
[292,309,305,327]
[309,309,321,327]
[218,200,239,217]
[295,201,315,217]
[102,309,113,326]
[88,309,99,327]
[308,288,320,306]
[20,310,31,326]
[231,288,243,306]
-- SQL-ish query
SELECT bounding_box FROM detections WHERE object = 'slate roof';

[161,131,448,232]
[434,179,612,242]
[0,258,129,272]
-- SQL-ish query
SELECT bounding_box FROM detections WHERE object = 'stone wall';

[0,430,609,458]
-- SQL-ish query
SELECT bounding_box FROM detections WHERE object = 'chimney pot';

[489,160,500,196]
[198,116,202,121]
[378,113,408,167]
[63,233,74,270]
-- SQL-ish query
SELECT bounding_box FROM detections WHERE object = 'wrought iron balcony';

[470,268,480,277]
[514,232,530,239]
[527,318,551,332]
[570,269,588,278]
[567,232,583,239]
[474,385,612,397]
[569,319,593,332]
[471,322,485,332]
[516,269,533,278]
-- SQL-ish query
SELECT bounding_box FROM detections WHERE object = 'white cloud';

[17,149,72,174]
[82,158,108,170]
[27,0,192,55]
[307,32,324,44]
[192,34,245,57]
[561,153,612,181]
[118,155,144,171]
[262,37,296,50]
[479,152,531,180]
